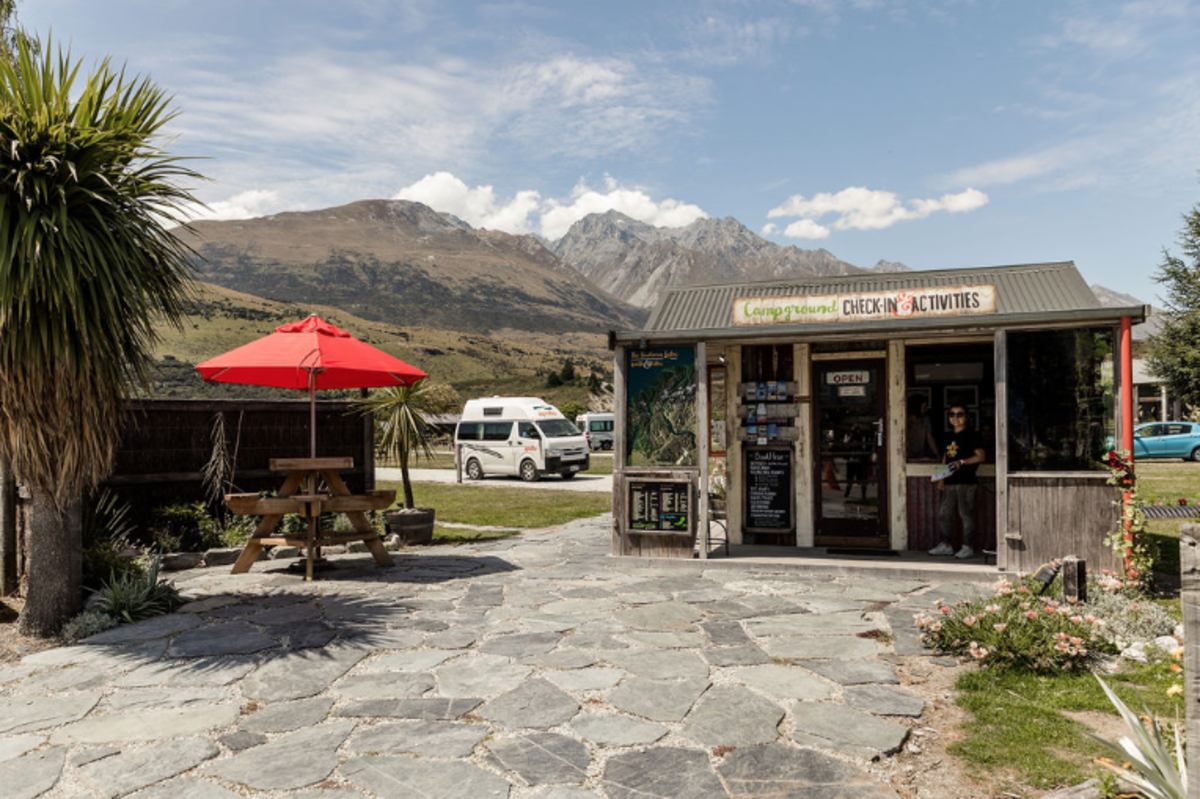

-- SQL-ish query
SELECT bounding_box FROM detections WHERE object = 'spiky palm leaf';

[1090,674,1187,799]
[356,380,435,509]
[0,38,202,507]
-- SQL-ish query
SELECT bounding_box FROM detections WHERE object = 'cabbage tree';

[0,39,202,635]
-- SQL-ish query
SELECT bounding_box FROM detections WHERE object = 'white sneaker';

[928,542,954,556]
[955,546,975,560]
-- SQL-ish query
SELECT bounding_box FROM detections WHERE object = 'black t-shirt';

[941,428,983,485]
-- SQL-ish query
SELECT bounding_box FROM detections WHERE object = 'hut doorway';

[813,359,889,547]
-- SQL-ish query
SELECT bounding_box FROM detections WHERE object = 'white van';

[456,397,590,482]
[574,412,614,451]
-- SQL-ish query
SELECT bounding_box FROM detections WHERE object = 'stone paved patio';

[0,515,989,798]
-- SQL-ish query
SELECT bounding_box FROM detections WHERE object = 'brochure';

[930,462,959,482]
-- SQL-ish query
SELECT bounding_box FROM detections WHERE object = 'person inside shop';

[928,404,986,559]
[906,394,938,461]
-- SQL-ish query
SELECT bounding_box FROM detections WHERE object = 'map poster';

[626,346,697,467]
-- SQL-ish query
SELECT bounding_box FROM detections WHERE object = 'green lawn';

[381,450,614,475]
[1135,461,1200,506]
[431,525,520,545]
[378,480,610,528]
[953,662,1183,792]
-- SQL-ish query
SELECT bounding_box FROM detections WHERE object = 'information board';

[629,481,691,533]
[744,447,792,532]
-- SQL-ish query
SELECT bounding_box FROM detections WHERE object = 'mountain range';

[182,198,1155,340]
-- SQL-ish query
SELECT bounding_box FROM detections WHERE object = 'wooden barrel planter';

[385,508,436,544]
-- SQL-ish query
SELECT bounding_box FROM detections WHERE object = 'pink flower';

[963,616,977,627]
[1025,611,1038,620]
[1020,602,1031,610]
[1054,632,1069,641]
[1017,586,1029,594]
[993,623,1007,632]
[985,605,1000,614]
[1085,615,1096,623]
[1070,637,1082,646]
[1070,616,1083,625]
[1055,641,1070,653]
[939,606,951,615]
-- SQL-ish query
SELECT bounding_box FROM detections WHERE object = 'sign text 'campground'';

[732,284,996,326]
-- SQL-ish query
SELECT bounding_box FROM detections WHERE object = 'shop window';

[626,346,697,467]
[906,344,995,462]
[709,364,727,456]
[1006,328,1114,472]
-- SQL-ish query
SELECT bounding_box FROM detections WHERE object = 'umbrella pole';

[309,378,317,460]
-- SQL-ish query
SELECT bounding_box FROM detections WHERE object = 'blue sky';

[24,0,1200,303]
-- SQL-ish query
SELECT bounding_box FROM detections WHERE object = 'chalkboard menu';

[629,481,691,533]
[745,447,792,532]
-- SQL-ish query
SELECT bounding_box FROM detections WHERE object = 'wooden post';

[887,340,906,551]
[794,343,813,547]
[1120,316,1135,578]
[1179,526,1200,799]
[1061,556,1086,603]
[612,344,628,555]
[994,330,1010,571]
[697,341,709,560]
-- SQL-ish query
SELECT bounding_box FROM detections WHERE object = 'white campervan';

[456,397,590,482]
[574,412,614,451]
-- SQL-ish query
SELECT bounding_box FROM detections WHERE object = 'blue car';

[1131,422,1200,462]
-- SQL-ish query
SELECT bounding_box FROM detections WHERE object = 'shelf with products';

[737,381,800,444]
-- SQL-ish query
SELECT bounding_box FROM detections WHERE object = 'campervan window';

[460,422,512,441]
[538,419,580,438]
[518,422,540,438]
[589,420,613,433]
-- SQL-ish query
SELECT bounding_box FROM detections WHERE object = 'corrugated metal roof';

[645,261,1100,332]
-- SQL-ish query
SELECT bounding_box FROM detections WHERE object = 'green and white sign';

[733,284,996,326]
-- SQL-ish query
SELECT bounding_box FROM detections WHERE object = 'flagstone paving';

[0,514,983,798]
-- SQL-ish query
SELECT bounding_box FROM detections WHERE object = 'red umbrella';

[196,315,427,456]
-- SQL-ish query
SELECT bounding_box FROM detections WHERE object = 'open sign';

[826,370,869,385]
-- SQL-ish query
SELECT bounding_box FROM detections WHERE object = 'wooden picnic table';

[225,456,395,580]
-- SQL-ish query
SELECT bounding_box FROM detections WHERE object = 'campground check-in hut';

[608,262,1147,573]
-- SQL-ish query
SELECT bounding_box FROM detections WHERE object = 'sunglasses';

[948,412,966,418]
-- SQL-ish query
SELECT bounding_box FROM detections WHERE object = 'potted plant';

[357,380,439,544]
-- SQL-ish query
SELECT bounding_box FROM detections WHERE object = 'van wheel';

[466,459,484,480]
[519,459,540,483]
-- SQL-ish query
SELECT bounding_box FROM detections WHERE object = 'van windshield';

[537,419,581,438]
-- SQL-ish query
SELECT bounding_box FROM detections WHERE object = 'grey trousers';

[939,483,977,547]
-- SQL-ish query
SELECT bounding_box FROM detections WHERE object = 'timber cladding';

[102,398,374,510]
[1006,475,1120,573]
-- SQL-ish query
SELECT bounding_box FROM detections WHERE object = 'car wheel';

[520,459,540,482]
[466,459,484,480]
[561,471,577,479]
[1191,447,1200,463]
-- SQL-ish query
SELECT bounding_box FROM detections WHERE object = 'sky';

[23,0,1200,304]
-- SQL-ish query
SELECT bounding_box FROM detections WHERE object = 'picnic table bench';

[225,456,395,580]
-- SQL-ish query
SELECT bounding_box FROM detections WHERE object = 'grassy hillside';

[150,282,614,409]
[185,199,647,335]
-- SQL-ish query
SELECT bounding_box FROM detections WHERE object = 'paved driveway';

[0,515,983,798]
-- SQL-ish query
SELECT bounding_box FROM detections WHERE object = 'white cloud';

[761,222,778,235]
[190,189,284,221]
[539,177,708,240]
[391,172,708,241]
[1039,0,1189,62]
[394,172,541,233]
[767,187,988,237]
[782,219,830,240]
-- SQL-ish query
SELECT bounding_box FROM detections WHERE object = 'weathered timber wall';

[103,399,374,512]
[906,476,997,552]
[1005,474,1120,573]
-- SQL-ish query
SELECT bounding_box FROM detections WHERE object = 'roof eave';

[611,304,1149,345]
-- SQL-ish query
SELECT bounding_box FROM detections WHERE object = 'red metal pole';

[1120,316,1135,576]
